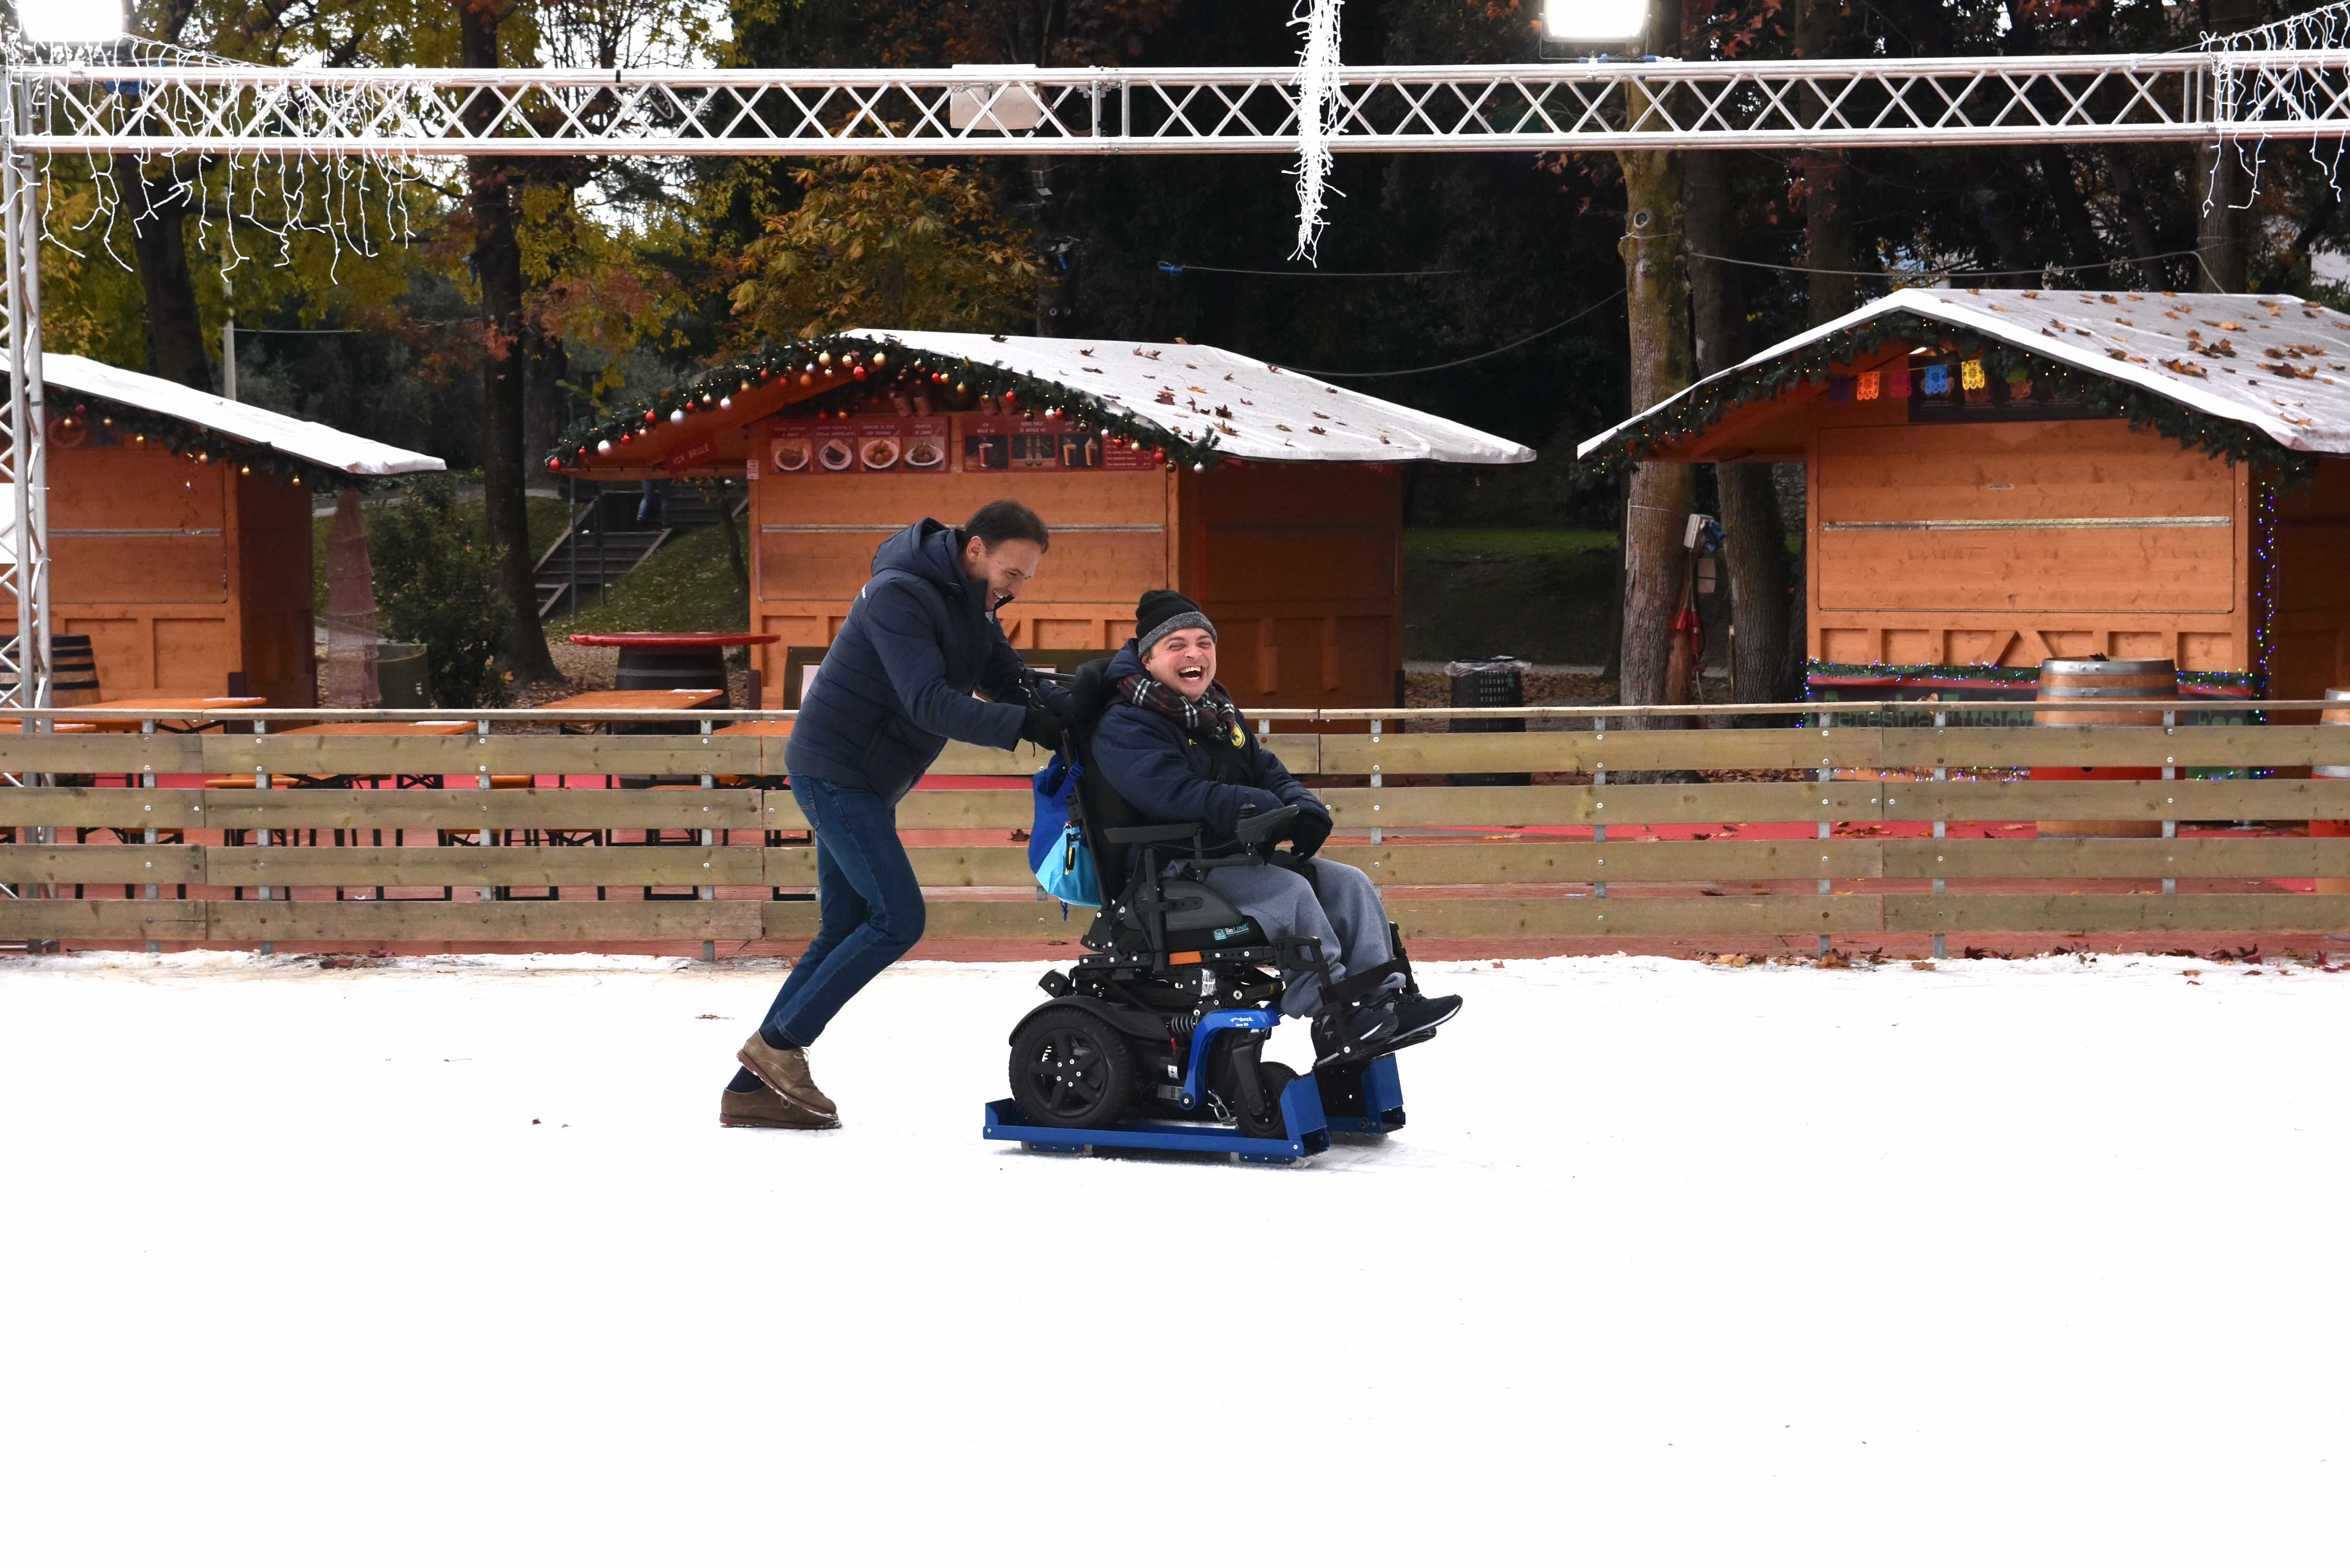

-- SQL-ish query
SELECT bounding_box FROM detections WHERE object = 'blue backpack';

[1030,753,1103,908]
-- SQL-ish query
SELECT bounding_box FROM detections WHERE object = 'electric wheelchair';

[984,659,1438,1160]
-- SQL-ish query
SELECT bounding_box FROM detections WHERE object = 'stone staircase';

[535,479,744,618]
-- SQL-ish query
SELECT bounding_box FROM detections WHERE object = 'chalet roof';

[840,330,1534,465]
[1578,287,2350,463]
[43,353,445,476]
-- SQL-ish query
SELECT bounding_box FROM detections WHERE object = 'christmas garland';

[546,333,1226,474]
[47,390,349,491]
[1586,313,2319,486]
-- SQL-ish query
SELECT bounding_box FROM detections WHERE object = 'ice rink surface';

[4,950,2346,1565]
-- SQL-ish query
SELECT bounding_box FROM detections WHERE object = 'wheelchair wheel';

[1232,1062,1298,1139]
[1009,1010,1138,1131]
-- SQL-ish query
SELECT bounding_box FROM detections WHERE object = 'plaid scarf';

[1115,671,1245,741]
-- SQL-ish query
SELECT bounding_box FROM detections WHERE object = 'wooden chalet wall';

[745,420,1406,710]
[2272,457,2350,703]
[749,441,1175,702]
[15,440,316,705]
[1807,411,2254,677]
[1178,459,1405,710]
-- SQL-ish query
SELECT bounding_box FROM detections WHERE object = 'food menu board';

[769,417,949,476]
[771,414,1162,476]
[959,416,1161,473]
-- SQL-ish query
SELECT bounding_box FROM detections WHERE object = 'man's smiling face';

[1143,628,1217,700]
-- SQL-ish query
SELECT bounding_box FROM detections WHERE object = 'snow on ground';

[4,952,2346,1565]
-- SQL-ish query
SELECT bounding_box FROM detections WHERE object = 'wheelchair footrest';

[1311,1054,1408,1136]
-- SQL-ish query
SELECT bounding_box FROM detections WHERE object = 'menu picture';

[962,416,1059,471]
[957,417,1160,473]
[770,416,949,476]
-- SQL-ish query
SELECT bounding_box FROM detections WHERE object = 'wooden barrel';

[2032,658,2176,838]
[49,634,101,706]
[2315,687,2350,895]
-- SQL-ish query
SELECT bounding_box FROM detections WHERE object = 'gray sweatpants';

[1198,857,1397,1017]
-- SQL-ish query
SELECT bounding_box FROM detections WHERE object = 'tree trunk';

[2197,144,2250,290]
[523,320,569,467]
[1615,124,1697,719]
[460,1,559,685]
[1686,149,1793,707]
[2198,0,2257,291]
[120,158,212,391]
[1797,156,1858,321]
[2106,152,2178,289]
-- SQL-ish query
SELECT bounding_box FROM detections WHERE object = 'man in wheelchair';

[1087,590,1462,1059]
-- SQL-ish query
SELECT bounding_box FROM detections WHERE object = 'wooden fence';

[4,702,2349,953]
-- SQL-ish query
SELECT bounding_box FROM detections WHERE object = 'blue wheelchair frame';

[982,1008,1407,1165]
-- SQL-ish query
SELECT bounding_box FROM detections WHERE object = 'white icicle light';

[1287,0,1343,264]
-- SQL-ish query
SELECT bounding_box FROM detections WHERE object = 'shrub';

[370,476,510,710]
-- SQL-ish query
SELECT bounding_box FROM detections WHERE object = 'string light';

[1598,313,2316,485]
[546,334,1223,472]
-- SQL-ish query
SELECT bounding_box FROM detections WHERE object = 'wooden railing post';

[1591,716,1607,902]
[1931,707,1948,963]
[1816,708,1833,959]
[142,716,160,956]
[699,716,717,963]
[254,717,273,956]
[2162,706,2179,897]
[476,719,494,903]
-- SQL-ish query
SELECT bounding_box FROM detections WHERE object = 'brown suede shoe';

[738,1034,839,1120]
[719,1082,839,1130]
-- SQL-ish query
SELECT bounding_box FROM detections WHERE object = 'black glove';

[1018,705,1066,749]
[1288,806,1332,859]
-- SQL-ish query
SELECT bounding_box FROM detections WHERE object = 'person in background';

[1089,589,1461,1062]
[721,501,1069,1129]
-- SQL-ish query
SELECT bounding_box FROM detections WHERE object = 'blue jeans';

[758,775,927,1049]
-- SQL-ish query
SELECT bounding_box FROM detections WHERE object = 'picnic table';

[73,696,269,733]
[535,688,724,718]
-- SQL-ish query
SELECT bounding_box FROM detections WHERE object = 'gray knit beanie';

[1135,589,1216,656]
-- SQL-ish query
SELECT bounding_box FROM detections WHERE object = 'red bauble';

[546,457,562,471]
[851,366,867,381]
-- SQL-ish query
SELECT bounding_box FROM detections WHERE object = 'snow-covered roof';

[41,352,445,476]
[1578,287,2350,461]
[844,329,1534,465]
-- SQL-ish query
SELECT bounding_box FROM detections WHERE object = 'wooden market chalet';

[548,330,1533,711]
[15,354,443,706]
[1582,287,2350,708]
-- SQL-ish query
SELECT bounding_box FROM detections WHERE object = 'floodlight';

[18,0,127,43]
[1543,0,1648,42]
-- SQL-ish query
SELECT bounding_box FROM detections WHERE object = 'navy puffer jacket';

[1088,642,1322,850]
[785,519,1053,801]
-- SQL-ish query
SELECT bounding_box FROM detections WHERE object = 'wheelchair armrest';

[1103,822,1204,846]
[1231,804,1300,846]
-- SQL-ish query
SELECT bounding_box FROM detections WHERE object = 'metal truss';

[7,44,2350,733]
[13,51,2350,158]
[2,100,45,732]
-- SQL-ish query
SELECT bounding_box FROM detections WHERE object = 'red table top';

[567,633,781,648]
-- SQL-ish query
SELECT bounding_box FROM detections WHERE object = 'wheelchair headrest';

[1068,656,1118,729]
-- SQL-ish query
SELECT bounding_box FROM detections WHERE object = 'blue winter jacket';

[1088,642,1324,849]
[785,519,1059,802]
